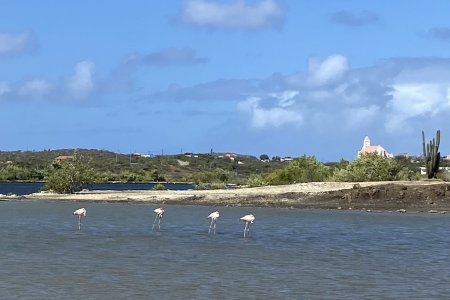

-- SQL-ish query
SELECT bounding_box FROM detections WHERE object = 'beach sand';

[5,180,450,212]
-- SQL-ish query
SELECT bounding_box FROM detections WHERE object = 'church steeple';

[363,136,371,148]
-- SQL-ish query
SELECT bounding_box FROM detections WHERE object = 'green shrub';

[153,183,167,190]
[43,152,94,193]
[246,174,268,187]
[331,153,412,182]
[188,168,230,184]
[262,155,330,185]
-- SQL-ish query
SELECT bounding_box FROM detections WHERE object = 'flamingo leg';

[78,215,81,231]
[152,215,158,231]
[243,222,248,238]
[208,219,214,234]
[213,221,216,234]
[157,216,161,231]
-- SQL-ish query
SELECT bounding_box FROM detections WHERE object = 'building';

[54,155,73,162]
[358,136,393,158]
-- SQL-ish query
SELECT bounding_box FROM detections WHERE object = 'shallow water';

[1,201,449,299]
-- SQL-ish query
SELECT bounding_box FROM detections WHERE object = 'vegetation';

[43,152,95,193]
[0,136,446,191]
[152,183,167,191]
[422,130,441,179]
[246,156,330,186]
[331,153,419,182]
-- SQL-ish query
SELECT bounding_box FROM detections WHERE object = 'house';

[420,166,450,175]
[54,155,73,162]
[358,136,393,158]
[280,157,294,162]
[224,153,238,160]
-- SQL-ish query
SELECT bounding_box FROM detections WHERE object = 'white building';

[358,136,393,158]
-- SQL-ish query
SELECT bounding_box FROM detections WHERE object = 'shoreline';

[3,181,450,213]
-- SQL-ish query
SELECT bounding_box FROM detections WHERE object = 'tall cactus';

[422,130,441,179]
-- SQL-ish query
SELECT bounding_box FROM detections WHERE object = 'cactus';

[422,130,441,179]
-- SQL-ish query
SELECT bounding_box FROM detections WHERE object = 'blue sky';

[1,0,450,161]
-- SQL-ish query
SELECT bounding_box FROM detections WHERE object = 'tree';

[332,153,402,182]
[43,152,95,193]
[263,155,330,185]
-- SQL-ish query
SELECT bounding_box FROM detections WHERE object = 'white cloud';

[238,95,303,128]
[388,83,449,117]
[18,80,52,98]
[306,54,350,86]
[179,0,285,29]
[385,82,450,132]
[0,31,37,57]
[66,61,95,99]
[270,90,299,107]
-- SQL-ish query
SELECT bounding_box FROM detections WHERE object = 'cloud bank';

[426,27,450,41]
[0,31,38,57]
[179,0,286,29]
[147,55,450,138]
[0,60,96,102]
[331,10,379,27]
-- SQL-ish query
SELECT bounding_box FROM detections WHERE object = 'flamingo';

[240,214,255,238]
[73,208,86,231]
[207,211,220,234]
[152,207,165,231]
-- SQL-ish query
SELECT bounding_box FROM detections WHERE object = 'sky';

[1,0,450,161]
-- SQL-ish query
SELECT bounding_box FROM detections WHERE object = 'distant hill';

[0,149,288,183]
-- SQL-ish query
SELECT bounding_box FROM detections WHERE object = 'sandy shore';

[3,180,450,212]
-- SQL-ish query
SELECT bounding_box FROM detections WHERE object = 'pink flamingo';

[207,211,220,234]
[73,208,86,231]
[152,207,165,230]
[240,214,255,237]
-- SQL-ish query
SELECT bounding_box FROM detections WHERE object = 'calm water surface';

[1,201,449,299]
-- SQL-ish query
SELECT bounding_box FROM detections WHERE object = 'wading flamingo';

[152,207,165,231]
[207,211,220,234]
[73,208,86,231]
[240,214,255,238]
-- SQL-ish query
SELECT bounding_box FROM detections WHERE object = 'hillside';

[0,149,288,183]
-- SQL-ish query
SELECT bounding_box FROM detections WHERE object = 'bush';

[246,174,268,187]
[43,152,95,193]
[153,183,167,190]
[195,182,227,190]
[331,153,411,182]
[188,168,230,184]
[258,155,330,185]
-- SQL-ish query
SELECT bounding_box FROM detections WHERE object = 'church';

[358,136,393,158]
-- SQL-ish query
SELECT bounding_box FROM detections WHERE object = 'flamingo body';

[73,208,86,217]
[240,214,255,223]
[154,207,165,217]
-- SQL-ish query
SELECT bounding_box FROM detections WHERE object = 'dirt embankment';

[4,181,450,212]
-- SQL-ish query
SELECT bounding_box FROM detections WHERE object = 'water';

[1,202,450,299]
[0,182,194,195]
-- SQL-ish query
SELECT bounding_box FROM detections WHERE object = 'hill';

[0,149,288,183]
